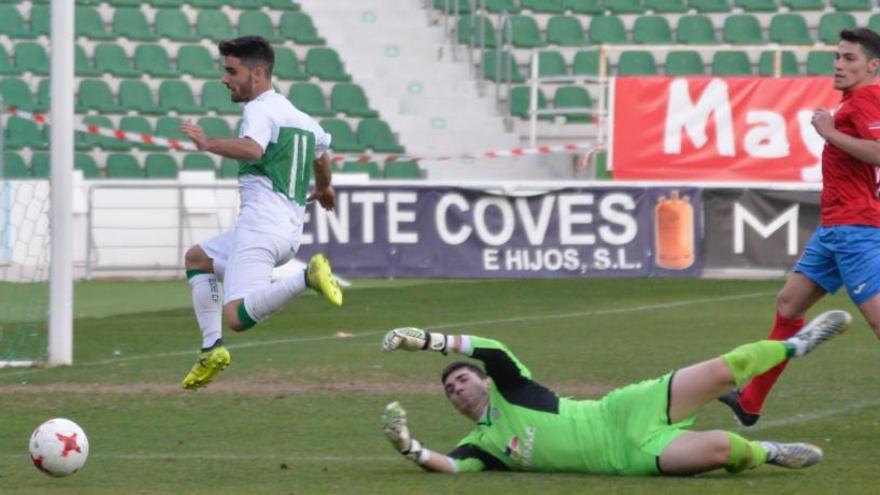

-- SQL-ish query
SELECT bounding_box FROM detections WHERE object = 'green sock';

[725,432,768,474]
[721,340,787,388]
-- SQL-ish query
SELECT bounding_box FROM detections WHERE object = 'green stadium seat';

[522,0,566,13]
[155,9,199,42]
[769,14,813,45]
[483,51,526,82]
[554,86,592,123]
[273,47,309,80]
[832,0,871,10]
[712,51,752,75]
[633,16,673,44]
[155,116,188,143]
[119,80,163,114]
[178,46,218,79]
[152,0,184,6]
[563,0,603,14]
[109,0,141,6]
[331,83,378,118]
[5,116,47,149]
[15,42,49,75]
[458,15,497,48]
[219,157,239,178]
[159,80,204,114]
[134,44,179,78]
[77,79,124,114]
[30,6,50,37]
[870,13,880,34]
[197,117,232,139]
[806,50,834,75]
[75,45,101,77]
[34,79,49,112]
[735,0,778,11]
[546,16,585,47]
[0,78,36,111]
[238,11,282,43]
[589,16,627,44]
[106,154,144,179]
[30,152,49,178]
[723,15,764,45]
[689,0,731,12]
[0,6,35,39]
[605,0,646,13]
[485,0,521,13]
[781,0,823,10]
[2,152,30,178]
[183,154,216,171]
[201,81,241,114]
[572,50,602,76]
[538,50,568,77]
[266,0,301,9]
[0,45,20,75]
[676,15,718,45]
[320,118,365,153]
[112,8,157,41]
[75,6,115,40]
[645,0,688,12]
[75,153,101,178]
[120,116,162,151]
[83,115,130,151]
[384,161,421,179]
[758,50,800,75]
[509,86,549,120]
[818,13,857,45]
[145,154,179,179]
[357,119,404,154]
[230,0,262,8]
[94,44,140,77]
[196,10,235,42]
[341,162,382,178]
[511,15,546,48]
[279,12,326,45]
[617,51,657,75]
[306,48,352,82]
[289,82,333,117]
[190,0,224,7]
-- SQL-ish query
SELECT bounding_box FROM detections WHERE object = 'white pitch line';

[735,398,880,433]
[0,291,774,379]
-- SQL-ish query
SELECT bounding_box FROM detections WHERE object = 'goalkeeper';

[381,310,850,476]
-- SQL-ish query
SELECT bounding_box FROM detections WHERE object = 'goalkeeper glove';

[382,327,447,353]
[382,401,428,463]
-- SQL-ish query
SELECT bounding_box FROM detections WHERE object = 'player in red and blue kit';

[721,27,880,426]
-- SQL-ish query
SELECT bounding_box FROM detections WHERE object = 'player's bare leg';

[857,293,880,338]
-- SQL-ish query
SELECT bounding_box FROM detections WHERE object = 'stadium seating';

[145,154,180,178]
[758,50,800,75]
[633,16,674,44]
[106,153,144,178]
[384,161,422,179]
[712,51,753,76]
[289,82,334,117]
[618,51,658,75]
[331,83,379,118]
[2,151,30,178]
[509,86,550,119]
[554,86,593,123]
[665,51,705,75]
[538,50,568,77]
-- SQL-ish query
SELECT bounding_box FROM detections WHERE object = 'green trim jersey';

[236,90,331,236]
[446,337,693,476]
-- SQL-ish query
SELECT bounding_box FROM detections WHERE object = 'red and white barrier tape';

[5,107,597,163]
[4,107,197,151]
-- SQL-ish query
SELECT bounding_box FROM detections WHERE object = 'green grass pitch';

[0,278,877,494]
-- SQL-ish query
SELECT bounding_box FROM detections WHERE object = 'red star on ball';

[56,433,81,457]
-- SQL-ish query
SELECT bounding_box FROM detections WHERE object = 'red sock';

[738,312,804,414]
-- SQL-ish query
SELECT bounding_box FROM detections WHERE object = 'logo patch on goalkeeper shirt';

[504,427,536,467]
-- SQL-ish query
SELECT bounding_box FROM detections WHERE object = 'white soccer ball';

[29,418,89,477]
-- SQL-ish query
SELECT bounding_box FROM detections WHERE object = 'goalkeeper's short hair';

[441,361,487,384]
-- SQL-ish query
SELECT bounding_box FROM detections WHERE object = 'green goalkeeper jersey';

[447,337,689,475]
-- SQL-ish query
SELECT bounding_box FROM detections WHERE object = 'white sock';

[189,273,222,349]
[759,441,780,461]
[242,270,308,323]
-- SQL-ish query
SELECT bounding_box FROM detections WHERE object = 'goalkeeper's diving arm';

[381,401,457,473]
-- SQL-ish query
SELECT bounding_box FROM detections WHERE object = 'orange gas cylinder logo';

[655,190,695,270]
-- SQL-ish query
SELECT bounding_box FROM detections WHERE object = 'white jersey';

[235,89,331,237]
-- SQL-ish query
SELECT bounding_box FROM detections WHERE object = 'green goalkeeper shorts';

[598,371,695,476]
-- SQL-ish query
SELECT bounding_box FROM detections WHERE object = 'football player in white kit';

[179,36,342,390]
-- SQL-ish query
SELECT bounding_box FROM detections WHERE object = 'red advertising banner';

[610,77,840,182]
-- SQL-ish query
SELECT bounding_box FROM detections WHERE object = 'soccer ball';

[29,418,89,477]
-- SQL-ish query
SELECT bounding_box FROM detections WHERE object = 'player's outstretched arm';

[179,120,263,161]
[381,327,458,353]
[382,402,456,473]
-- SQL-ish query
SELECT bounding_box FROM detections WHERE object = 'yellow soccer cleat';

[181,345,231,390]
[307,253,343,307]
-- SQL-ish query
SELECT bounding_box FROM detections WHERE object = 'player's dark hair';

[441,361,487,384]
[840,28,880,61]
[219,36,274,78]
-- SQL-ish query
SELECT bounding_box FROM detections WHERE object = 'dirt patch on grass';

[0,381,614,397]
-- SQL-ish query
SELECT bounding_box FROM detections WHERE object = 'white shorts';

[201,228,299,302]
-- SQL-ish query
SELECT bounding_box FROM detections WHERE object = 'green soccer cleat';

[763,442,823,469]
[181,345,231,390]
[307,253,343,307]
